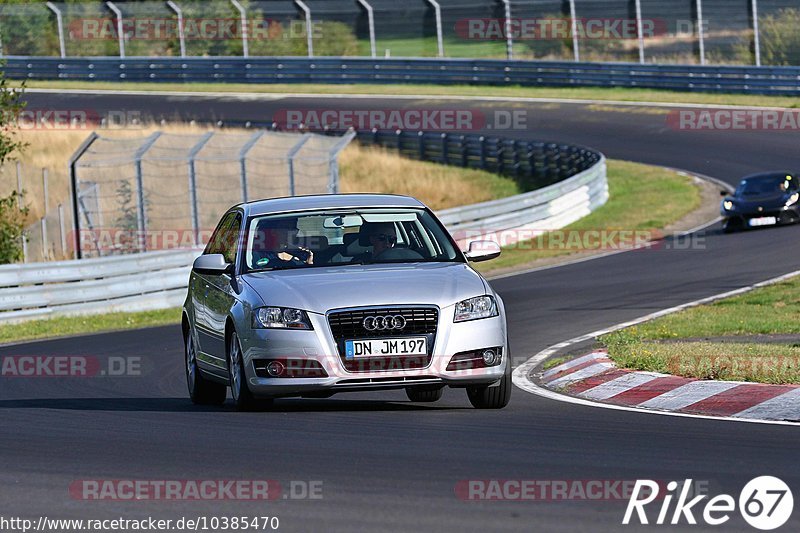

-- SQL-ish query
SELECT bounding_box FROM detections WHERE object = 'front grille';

[327,307,439,372]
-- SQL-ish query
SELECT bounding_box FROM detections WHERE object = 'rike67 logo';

[624,477,793,530]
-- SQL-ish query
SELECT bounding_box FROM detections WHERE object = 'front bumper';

[721,205,800,228]
[238,307,508,398]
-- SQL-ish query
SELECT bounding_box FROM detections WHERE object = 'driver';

[252,217,313,268]
[362,221,397,260]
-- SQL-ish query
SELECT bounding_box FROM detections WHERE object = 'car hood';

[242,262,488,314]
[732,192,790,211]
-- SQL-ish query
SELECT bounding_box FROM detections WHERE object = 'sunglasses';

[370,233,395,243]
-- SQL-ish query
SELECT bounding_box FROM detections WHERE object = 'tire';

[185,329,226,406]
[405,387,444,403]
[466,363,512,409]
[228,330,260,411]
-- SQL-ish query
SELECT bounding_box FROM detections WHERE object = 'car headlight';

[722,200,734,211]
[253,307,313,330]
[786,193,799,207]
[454,296,498,323]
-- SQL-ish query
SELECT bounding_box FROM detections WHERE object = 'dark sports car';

[721,172,800,232]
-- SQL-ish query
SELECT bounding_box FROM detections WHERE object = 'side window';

[205,211,241,265]
[223,214,243,264]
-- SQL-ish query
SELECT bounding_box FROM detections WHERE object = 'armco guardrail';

[0,249,199,323]
[440,155,607,247]
[7,56,800,95]
[0,139,606,324]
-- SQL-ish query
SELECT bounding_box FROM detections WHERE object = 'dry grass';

[338,144,519,210]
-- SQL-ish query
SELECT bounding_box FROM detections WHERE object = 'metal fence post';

[696,0,706,66]
[105,1,125,59]
[45,2,66,58]
[501,0,513,60]
[326,130,356,194]
[238,130,265,203]
[40,168,49,261]
[16,162,27,262]
[568,0,579,62]
[425,0,444,57]
[230,0,249,58]
[166,0,186,58]
[634,0,645,64]
[286,133,312,196]
[130,132,162,253]
[42,168,49,211]
[68,132,98,259]
[295,0,314,57]
[751,0,761,66]
[188,132,214,246]
[40,218,47,261]
[356,0,377,58]
[58,203,66,256]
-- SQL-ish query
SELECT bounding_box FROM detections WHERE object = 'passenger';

[252,217,313,268]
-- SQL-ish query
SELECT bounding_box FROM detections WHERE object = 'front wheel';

[466,363,512,409]
[186,330,226,406]
[228,330,260,411]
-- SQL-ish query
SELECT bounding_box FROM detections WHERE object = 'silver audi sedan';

[182,194,510,410]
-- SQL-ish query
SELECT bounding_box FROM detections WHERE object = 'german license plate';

[345,337,427,359]
[749,216,777,227]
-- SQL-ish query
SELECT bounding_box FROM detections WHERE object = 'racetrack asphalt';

[3,91,800,532]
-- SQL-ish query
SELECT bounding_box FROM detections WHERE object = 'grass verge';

[18,80,800,109]
[0,307,181,345]
[600,275,800,384]
[476,160,700,274]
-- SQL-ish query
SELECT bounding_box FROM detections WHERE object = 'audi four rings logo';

[363,315,407,331]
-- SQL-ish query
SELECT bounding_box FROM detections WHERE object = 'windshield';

[242,208,463,272]
[735,175,797,196]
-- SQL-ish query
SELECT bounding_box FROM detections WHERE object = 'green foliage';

[0,62,28,264]
[758,8,800,66]
[113,180,140,254]
[0,191,29,264]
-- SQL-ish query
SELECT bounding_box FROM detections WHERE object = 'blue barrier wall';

[6,56,800,95]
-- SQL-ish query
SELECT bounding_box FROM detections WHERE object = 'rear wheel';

[405,387,443,403]
[466,363,512,409]
[185,330,226,406]
[228,331,261,411]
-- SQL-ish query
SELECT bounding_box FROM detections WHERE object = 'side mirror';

[193,254,233,275]
[464,240,501,262]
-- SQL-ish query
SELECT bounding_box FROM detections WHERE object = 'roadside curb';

[539,351,800,423]
[512,268,800,426]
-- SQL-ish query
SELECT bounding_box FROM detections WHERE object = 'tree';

[0,64,29,264]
